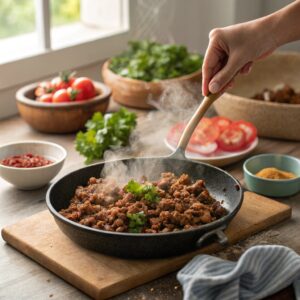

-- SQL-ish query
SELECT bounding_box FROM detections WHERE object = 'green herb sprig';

[75,108,137,164]
[127,211,146,233]
[125,180,160,203]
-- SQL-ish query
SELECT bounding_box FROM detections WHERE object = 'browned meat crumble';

[59,172,227,233]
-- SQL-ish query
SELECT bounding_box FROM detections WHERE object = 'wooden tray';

[1,191,291,300]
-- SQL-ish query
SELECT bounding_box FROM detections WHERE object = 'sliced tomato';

[211,116,232,132]
[217,126,246,152]
[166,122,218,155]
[232,121,257,144]
[190,118,220,145]
[188,142,218,155]
[166,122,185,145]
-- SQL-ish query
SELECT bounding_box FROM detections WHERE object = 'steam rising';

[101,81,208,183]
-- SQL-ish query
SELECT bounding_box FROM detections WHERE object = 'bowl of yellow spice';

[243,154,300,197]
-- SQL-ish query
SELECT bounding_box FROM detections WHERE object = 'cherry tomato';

[52,71,76,91]
[52,89,71,103]
[34,81,54,97]
[211,116,232,132]
[72,77,96,99]
[37,93,53,103]
[232,121,257,144]
[217,126,246,152]
[190,118,220,145]
[67,87,85,101]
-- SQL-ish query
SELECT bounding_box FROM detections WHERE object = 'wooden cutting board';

[1,191,291,300]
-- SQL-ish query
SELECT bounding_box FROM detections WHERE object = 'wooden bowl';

[101,60,202,109]
[16,81,111,134]
[214,52,300,141]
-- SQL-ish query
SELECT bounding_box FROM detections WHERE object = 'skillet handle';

[196,225,228,248]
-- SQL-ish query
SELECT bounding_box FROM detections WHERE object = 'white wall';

[130,0,300,54]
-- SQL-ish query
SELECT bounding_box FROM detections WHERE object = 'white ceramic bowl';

[0,141,67,190]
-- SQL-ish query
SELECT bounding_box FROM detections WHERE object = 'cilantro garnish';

[125,180,160,203]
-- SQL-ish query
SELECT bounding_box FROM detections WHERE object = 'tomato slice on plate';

[217,126,246,152]
[190,118,220,145]
[232,121,257,144]
[166,122,218,155]
[166,122,185,145]
[211,116,232,132]
[188,142,218,155]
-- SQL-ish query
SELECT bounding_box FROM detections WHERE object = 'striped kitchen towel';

[177,245,300,300]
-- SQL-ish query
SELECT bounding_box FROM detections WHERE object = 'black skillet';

[46,94,243,258]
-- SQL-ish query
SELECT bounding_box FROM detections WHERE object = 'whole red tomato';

[35,81,54,97]
[52,71,76,91]
[72,77,96,99]
[67,87,85,101]
[37,93,53,103]
[52,89,71,103]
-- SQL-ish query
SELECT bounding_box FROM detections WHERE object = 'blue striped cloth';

[177,245,300,300]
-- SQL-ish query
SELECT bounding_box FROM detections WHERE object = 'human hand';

[202,21,277,96]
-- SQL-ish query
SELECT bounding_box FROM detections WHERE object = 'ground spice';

[256,167,296,180]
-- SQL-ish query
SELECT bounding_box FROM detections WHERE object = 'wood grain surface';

[0,108,299,300]
[1,192,291,300]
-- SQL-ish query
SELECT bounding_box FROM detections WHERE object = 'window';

[0,0,37,63]
[0,0,130,91]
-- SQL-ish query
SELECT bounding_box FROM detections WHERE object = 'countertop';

[0,107,300,300]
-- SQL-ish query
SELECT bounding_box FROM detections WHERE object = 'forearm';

[265,0,300,47]
[202,1,300,95]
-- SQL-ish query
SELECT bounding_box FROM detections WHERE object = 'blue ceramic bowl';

[243,154,300,197]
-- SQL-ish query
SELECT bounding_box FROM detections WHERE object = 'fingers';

[202,38,226,96]
[208,54,243,94]
[219,78,235,94]
[240,61,253,75]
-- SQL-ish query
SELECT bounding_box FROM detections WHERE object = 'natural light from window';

[0,0,128,64]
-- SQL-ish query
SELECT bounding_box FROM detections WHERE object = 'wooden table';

[0,111,299,300]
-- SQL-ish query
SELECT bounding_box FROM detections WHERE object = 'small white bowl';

[0,141,66,190]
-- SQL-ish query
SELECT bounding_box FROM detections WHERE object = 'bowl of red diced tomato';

[0,140,66,190]
[165,116,258,167]
[16,71,111,134]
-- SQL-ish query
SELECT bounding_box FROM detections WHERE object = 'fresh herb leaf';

[127,211,146,233]
[75,108,137,164]
[125,180,160,203]
[109,40,203,82]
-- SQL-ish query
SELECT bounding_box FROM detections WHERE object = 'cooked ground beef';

[252,84,300,104]
[59,172,227,233]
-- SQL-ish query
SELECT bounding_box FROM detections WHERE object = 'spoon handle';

[174,93,220,156]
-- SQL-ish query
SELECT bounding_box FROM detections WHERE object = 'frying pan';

[46,94,243,258]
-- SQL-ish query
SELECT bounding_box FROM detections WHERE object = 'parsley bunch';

[109,40,203,82]
[75,108,137,164]
[125,180,160,203]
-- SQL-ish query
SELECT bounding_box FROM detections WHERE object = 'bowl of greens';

[102,40,203,109]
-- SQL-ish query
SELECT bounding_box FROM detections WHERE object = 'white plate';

[164,138,259,167]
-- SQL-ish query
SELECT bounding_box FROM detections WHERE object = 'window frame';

[0,0,132,91]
